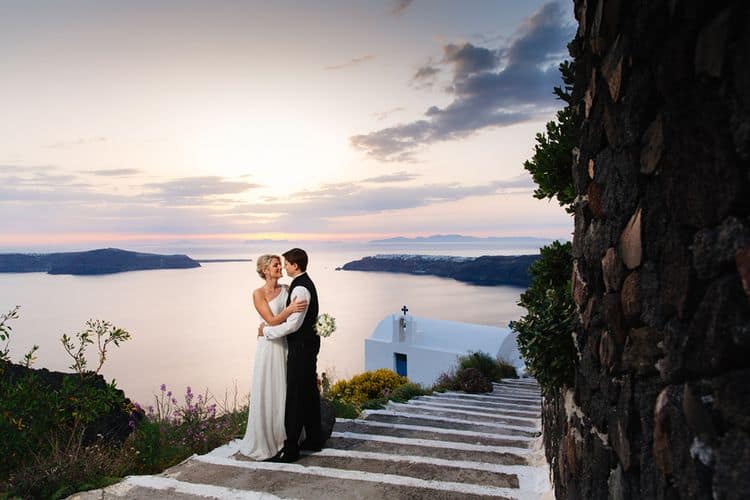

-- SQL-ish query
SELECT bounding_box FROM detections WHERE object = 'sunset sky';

[0,0,576,248]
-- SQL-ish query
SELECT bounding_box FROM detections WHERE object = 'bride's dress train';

[238,287,288,460]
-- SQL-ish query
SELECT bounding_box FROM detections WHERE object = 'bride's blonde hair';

[256,254,280,279]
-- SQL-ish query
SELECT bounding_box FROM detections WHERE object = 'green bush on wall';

[510,241,576,394]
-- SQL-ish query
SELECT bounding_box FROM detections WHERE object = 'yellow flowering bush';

[327,369,407,406]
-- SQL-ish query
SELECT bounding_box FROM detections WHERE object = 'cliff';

[341,254,539,287]
[0,248,201,275]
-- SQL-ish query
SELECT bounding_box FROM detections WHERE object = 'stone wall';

[550,0,750,498]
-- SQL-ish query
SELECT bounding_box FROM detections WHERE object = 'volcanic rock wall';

[548,1,750,498]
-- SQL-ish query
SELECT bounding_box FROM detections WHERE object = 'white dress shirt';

[263,273,311,340]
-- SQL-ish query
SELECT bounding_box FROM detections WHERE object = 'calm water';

[0,243,535,406]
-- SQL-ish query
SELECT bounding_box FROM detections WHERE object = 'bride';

[238,254,307,460]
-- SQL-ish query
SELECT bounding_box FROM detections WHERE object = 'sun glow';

[186,113,352,199]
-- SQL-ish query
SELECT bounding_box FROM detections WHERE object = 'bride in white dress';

[238,254,307,460]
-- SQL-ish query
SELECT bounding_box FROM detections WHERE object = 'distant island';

[0,248,201,275]
[370,234,559,246]
[340,254,540,287]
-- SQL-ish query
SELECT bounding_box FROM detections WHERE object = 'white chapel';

[364,307,526,387]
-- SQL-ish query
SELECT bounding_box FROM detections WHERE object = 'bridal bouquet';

[316,313,336,338]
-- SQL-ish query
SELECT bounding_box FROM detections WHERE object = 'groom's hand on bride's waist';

[258,323,266,337]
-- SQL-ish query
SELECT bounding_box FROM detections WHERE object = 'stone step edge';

[493,380,540,386]
[335,417,536,443]
[95,475,283,499]
[193,453,524,499]
[386,402,541,428]
[330,431,530,456]
[439,392,541,405]
[490,390,542,399]
[425,395,540,411]
[417,396,541,415]
[298,447,549,493]
[403,401,540,424]
[441,390,541,400]
[362,409,541,434]
[409,399,541,418]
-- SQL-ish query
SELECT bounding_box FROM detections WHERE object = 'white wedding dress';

[238,286,288,460]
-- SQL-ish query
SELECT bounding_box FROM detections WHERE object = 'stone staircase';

[72,379,550,499]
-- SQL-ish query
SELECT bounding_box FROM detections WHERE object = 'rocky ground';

[71,379,550,499]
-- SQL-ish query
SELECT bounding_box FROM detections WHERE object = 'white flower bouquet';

[315,313,336,338]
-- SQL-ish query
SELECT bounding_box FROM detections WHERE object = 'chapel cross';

[401,305,409,315]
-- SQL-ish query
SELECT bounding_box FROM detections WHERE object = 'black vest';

[286,272,319,343]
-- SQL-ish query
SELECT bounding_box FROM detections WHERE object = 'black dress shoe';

[264,450,283,462]
[300,440,323,452]
[270,449,299,463]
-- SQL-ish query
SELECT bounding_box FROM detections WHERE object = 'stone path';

[71,379,550,499]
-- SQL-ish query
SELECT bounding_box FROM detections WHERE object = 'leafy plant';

[327,368,407,406]
[0,306,20,363]
[454,367,492,393]
[388,382,431,403]
[523,60,578,213]
[328,398,359,419]
[432,370,458,392]
[495,357,518,380]
[0,306,39,369]
[61,319,131,378]
[457,351,516,382]
[510,241,576,394]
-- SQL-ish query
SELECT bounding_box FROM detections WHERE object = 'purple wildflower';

[128,420,136,430]
[160,383,167,392]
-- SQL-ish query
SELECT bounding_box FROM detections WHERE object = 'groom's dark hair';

[283,248,308,272]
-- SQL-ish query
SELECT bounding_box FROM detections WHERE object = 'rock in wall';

[550,0,750,498]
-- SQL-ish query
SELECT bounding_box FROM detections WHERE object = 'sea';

[0,240,548,407]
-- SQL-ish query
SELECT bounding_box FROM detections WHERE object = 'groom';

[258,248,324,462]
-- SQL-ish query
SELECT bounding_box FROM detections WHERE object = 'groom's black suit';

[284,272,323,455]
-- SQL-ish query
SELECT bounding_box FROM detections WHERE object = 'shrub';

[2,436,135,499]
[432,371,458,392]
[523,60,578,214]
[360,397,389,410]
[131,384,245,473]
[457,351,518,382]
[0,314,134,481]
[328,398,359,419]
[496,358,518,379]
[327,369,407,406]
[454,368,493,393]
[389,382,430,403]
[510,241,576,394]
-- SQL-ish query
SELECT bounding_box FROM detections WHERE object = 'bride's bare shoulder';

[252,287,265,299]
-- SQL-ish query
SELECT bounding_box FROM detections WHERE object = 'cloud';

[0,164,58,174]
[411,63,441,89]
[442,43,499,79]
[233,174,533,224]
[0,165,536,237]
[361,171,418,183]
[352,1,574,161]
[143,176,262,204]
[85,168,142,177]
[44,137,109,149]
[325,54,376,71]
[373,107,405,121]
[391,0,415,16]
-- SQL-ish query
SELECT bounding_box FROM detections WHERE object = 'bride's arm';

[252,289,307,326]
